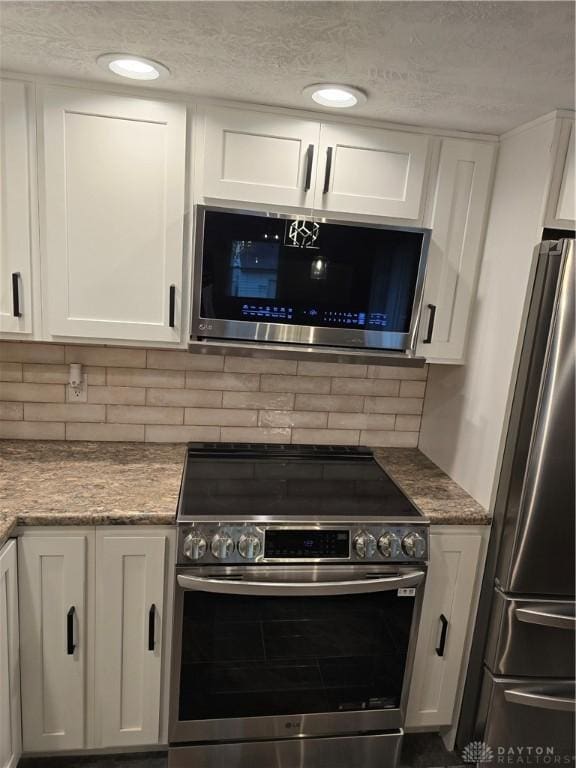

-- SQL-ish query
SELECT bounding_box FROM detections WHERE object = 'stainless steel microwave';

[191,206,430,353]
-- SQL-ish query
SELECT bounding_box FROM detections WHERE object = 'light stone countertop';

[0,440,490,549]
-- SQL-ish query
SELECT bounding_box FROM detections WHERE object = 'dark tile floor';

[18,734,464,768]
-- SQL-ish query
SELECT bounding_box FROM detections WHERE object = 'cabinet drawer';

[485,589,575,678]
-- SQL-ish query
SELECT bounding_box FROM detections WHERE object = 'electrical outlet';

[67,381,87,403]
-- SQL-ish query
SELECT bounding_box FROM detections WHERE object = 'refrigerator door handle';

[515,605,576,630]
[504,687,576,712]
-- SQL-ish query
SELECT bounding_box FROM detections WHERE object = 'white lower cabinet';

[18,527,174,754]
[95,530,167,747]
[18,532,88,752]
[406,526,488,731]
[0,540,21,768]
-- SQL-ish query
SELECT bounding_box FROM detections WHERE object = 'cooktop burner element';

[176,443,428,567]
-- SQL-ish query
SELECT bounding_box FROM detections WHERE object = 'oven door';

[169,565,426,744]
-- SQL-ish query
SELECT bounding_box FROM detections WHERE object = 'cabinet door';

[18,535,87,751]
[547,119,575,228]
[41,87,186,343]
[202,107,320,208]
[406,529,483,729]
[315,123,429,219]
[0,541,21,768]
[417,139,495,362]
[0,80,34,335]
[95,532,167,747]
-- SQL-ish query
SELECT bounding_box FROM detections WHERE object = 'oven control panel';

[178,524,428,565]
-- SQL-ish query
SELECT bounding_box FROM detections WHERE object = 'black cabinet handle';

[436,613,448,657]
[67,607,76,655]
[169,285,176,328]
[148,604,156,651]
[304,144,314,191]
[323,146,333,194]
[12,272,21,318]
[422,303,436,344]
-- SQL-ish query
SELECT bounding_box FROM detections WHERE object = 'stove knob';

[402,532,426,559]
[183,532,207,561]
[353,531,377,559]
[211,533,235,560]
[238,533,262,560]
[378,532,401,559]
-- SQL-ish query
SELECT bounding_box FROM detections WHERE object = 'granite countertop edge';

[0,440,491,550]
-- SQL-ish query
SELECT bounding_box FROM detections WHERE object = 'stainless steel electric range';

[169,443,429,768]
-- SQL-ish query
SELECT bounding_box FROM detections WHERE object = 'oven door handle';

[177,570,425,597]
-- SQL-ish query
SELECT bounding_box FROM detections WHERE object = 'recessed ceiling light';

[303,84,367,109]
[97,53,170,81]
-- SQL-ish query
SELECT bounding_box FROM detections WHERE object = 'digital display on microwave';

[199,210,426,333]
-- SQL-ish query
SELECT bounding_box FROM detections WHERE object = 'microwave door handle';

[177,570,425,597]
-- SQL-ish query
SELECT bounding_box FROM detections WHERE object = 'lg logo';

[284,720,302,730]
[198,322,213,331]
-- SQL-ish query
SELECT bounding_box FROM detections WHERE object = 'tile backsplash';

[0,342,427,446]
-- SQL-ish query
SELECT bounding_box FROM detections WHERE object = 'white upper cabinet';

[95,532,167,748]
[0,80,34,336]
[202,106,320,208]
[417,138,496,363]
[546,118,575,228]
[315,123,429,219]
[41,87,186,343]
[200,107,429,219]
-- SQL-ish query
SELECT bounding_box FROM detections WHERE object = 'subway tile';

[65,345,146,368]
[185,371,259,391]
[0,362,22,382]
[88,386,146,405]
[144,424,220,443]
[297,361,368,378]
[395,414,422,431]
[107,405,184,425]
[331,378,400,396]
[360,430,419,448]
[259,410,328,428]
[0,420,65,440]
[220,426,291,444]
[24,403,106,423]
[147,350,224,371]
[0,382,65,403]
[23,364,105,385]
[295,394,363,413]
[0,402,23,420]
[367,364,428,380]
[328,413,396,430]
[364,397,423,415]
[224,357,297,374]
[0,342,64,364]
[107,368,185,388]
[146,388,223,408]
[400,380,427,398]
[223,391,294,410]
[66,423,145,442]
[292,428,360,446]
[261,374,331,394]
[185,408,258,427]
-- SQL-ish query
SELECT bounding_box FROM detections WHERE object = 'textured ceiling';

[0,1,574,134]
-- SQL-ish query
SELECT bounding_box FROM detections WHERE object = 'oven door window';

[179,590,414,721]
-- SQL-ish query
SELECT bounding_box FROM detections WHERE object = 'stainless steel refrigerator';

[457,238,575,755]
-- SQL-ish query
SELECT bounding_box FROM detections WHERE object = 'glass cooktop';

[178,443,422,520]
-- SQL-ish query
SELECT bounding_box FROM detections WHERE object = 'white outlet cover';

[67,382,87,403]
